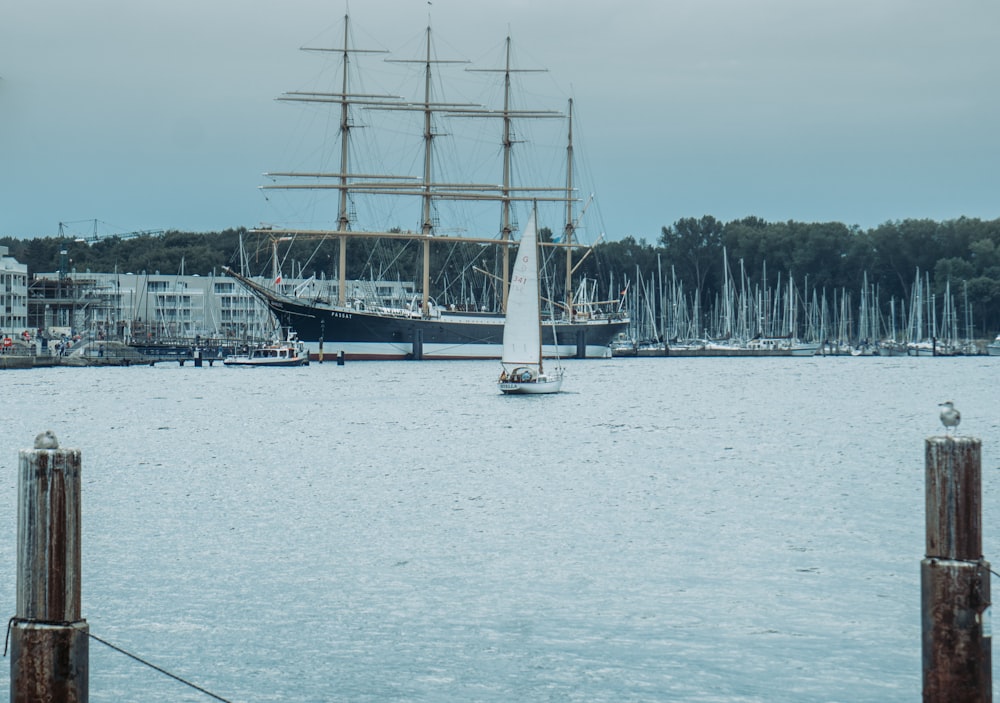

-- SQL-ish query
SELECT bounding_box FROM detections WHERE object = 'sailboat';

[498,211,563,394]
[224,15,628,361]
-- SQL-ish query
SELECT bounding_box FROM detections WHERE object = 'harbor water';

[2,356,1000,702]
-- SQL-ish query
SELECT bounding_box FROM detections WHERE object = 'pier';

[0,341,237,369]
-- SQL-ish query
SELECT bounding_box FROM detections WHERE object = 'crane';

[58,219,164,243]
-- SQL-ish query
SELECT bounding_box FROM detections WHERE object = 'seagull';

[939,401,961,433]
[34,430,59,449]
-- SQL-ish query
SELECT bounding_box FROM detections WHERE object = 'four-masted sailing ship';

[225,15,628,360]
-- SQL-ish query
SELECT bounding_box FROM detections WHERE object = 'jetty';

[0,341,228,369]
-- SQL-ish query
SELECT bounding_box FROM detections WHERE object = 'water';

[2,357,999,702]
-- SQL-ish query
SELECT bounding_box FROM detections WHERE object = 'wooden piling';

[922,435,991,702]
[319,320,324,363]
[10,431,89,703]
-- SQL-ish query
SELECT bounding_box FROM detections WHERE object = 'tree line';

[4,214,1000,336]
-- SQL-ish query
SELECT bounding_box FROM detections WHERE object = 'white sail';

[498,211,563,394]
[501,211,542,369]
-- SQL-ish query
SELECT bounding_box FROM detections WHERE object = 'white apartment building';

[1,246,29,336]
[31,270,416,341]
[31,271,273,341]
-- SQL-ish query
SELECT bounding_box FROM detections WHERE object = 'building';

[29,271,268,342]
[27,269,417,343]
[1,246,29,337]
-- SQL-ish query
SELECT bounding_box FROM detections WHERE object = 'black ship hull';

[226,269,628,361]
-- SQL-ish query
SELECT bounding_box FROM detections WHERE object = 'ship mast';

[382,26,471,314]
[258,21,582,317]
[465,37,561,311]
[421,28,435,313]
[265,14,397,306]
[564,98,575,322]
[334,17,352,306]
[500,38,516,310]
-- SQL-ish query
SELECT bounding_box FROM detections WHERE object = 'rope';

[3,618,233,703]
[88,633,235,703]
[3,617,14,656]
[958,557,1000,582]
[4,617,77,656]
[939,557,1000,581]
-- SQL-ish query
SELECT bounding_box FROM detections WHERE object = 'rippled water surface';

[2,356,1000,702]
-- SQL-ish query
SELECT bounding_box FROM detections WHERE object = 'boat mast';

[335,16,352,306]
[309,14,383,306]
[500,37,515,311]
[563,99,575,322]
[466,37,557,312]
[264,14,393,306]
[421,27,434,314]
[533,203,545,372]
[384,26,470,315]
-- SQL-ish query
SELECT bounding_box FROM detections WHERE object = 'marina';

[2,8,1000,698]
[2,357,999,701]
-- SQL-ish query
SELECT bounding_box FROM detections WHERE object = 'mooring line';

[3,616,14,657]
[5,620,235,701]
[3,616,75,657]
[87,632,234,703]
[948,557,1000,581]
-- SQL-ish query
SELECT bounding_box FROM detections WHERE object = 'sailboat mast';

[563,98,575,321]
[534,205,545,371]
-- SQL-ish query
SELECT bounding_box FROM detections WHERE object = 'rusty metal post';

[922,435,991,703]
[10,431,89,703]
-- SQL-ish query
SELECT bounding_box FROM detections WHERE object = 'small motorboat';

[224,333,309,367]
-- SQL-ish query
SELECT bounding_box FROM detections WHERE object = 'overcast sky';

[2,0,999,242]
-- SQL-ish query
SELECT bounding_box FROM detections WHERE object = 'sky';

[2,0,999,243]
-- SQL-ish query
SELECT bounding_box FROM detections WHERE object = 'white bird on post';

[938,401,961,433]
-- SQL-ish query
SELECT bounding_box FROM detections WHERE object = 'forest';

[4,214,1000,338]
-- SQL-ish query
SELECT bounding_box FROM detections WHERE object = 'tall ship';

[225,15,628,360]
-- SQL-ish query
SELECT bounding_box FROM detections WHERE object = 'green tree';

[659,215,724,298]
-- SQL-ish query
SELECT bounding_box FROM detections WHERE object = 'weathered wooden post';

[10,431,89,703]
[922,435,991,702]
[318,320,324,363]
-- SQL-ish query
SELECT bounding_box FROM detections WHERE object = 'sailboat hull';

[498,379,563,394]
[499,371,564,394]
